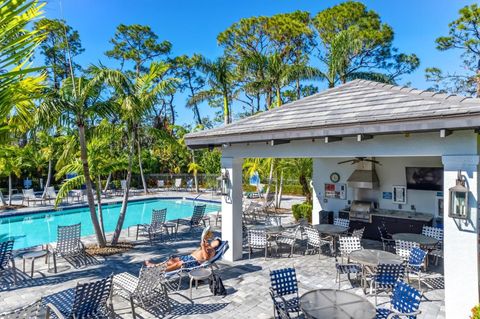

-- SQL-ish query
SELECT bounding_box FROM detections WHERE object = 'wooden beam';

[357,134,373,142]
[440,129,452,138]
[269,139,290,146]
[324,136,342,143]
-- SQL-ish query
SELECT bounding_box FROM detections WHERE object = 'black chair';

[378,223,394,252]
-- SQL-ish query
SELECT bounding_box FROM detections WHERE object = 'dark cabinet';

[349,215,433,241]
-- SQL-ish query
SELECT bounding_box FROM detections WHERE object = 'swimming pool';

[0,198,220,250]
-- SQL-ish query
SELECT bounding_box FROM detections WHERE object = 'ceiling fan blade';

[337,160,353,164]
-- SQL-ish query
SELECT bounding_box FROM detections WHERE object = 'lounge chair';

[48,223,86,273]
[173,178,182,191]
[0,300,42,318]
[137,208,167,244]
[157,179,165,191]
[0,239,17,285]
[113,263,171,318]
[242,201,262,224]
[175,204,207,235]
[44,275,114,318]
[22,189,44,206]
[186,178,193,191]
[0,190,6,206]
[43,186,57,204]
[164,239,229,290]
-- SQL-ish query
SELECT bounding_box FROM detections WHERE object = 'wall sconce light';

[448,171,469,219]
[220,170,231,196]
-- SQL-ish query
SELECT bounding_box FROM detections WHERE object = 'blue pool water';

[0,199,220,250]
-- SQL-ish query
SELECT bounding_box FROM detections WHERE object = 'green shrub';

[292,202,312,222]
[471,305,480,319]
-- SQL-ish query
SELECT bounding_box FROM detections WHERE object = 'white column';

[221,157,243,262]
[442,155,480,318]
[312,158,324,225]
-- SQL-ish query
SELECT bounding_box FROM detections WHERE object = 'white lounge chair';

[173,178,182,191]
[0,190,6,206]
[44,186,57,203]
[157,179,165,192]
[22,189,44,206]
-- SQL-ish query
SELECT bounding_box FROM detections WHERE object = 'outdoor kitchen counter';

[370,209,433,222]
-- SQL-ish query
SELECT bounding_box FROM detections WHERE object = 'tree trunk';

[276,86,282,107]
[265,159,275,202]
[191,150,199,193]
[188,77,202,125]
[78,124,106,247]
[296,78,301,100]
[103,172,112,193]
[476,68,480,98]
[277,171,284,209]
[223,95,229,125]
[111,129,136,245]
[299,174,312,203]
[137,140,148,194]
[266,90,272,110]
[42,159,53,198]
[8,174,12,206]
[96,175,106,243]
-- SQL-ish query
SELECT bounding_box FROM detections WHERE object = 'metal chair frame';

[137,208,167,244]
[49,223,86,274]
[304,226,333,258]
[0,240,17,285]
[269,268,299,316]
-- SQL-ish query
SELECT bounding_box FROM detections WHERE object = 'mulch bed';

[85,242,135,256]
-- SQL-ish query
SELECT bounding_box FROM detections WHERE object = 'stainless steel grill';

[348,200,374,223]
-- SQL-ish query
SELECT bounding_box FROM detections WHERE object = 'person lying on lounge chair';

[145,238,221,271]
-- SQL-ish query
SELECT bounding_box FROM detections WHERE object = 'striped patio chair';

[395,240,420,261]
[248,229,270,260]
[275,226,302,257]
[269,291,291,319]
[366,263,406,305]
[334,217,350,229]
[378,222,395,252]
[43,275,114,319]
[269,268,299,317]
[338,235,362,262]
[113,263,171,318]
[304,225,333,258]
[137,208,167,244]
[406,247,427,288]
[175,204,206,235]
[0,240,17,286]
[376,280,422,319]
[422,226,444,265]
[0,300,42,319]
[351,227,365,239]
[49,223,86,273]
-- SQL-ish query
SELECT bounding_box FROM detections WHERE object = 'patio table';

[349,249,403,267]
[314,224,348,235]
[392,233,439,247]
[300,288,375,319]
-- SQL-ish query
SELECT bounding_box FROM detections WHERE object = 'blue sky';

[42,0,474,126]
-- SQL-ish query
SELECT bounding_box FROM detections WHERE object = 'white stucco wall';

[311,157,442,217]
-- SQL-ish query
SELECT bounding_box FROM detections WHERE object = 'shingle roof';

[185,79,480,148]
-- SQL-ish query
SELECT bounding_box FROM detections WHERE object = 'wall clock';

[330,172,340,183]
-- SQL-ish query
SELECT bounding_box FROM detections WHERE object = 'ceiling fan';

[337,157,382,165]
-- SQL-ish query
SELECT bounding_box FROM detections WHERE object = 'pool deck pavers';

[0,194,444,318]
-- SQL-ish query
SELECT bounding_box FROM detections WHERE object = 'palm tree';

[0,0,45,120]
[187,151,201,193]
[38,77,115,247]
[188,57,236,125]
[0,146,23,206]
[92,62,177,244]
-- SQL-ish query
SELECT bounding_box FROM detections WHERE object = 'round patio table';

[314,224,348,235]
[249,225,284,234]
[300,289,375,319]
[349,249,403,267]
[392,233,439,246]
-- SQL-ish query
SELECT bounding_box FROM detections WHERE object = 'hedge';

[292,202,312,222]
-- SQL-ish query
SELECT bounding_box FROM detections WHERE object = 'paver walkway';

[0,221,444,318]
